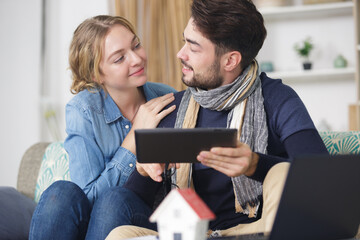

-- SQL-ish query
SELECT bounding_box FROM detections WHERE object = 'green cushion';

[319,131,360,155]
[34,142,71,203]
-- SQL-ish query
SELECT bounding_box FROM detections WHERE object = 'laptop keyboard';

[211,232,268,240]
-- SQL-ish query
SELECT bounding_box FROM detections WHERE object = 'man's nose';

[176,45,188,61]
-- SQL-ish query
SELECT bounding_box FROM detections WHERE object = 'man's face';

[177,18,224,90]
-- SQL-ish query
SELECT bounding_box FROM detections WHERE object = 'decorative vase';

[334,55,347,68]
[260,61,274,72]
[303,62,312,70]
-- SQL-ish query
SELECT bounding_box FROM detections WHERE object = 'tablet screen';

[135,128,238,163]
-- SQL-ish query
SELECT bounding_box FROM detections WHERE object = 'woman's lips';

[129,67,144,76]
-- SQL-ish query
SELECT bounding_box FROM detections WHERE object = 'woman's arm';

[65,104,136,205]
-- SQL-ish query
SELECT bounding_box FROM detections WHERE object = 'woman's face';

[99,25,147,93]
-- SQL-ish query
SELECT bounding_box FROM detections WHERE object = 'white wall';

[0,0,42,187]
[257,12,356,131]
[0,0,110,188]
[42,0,111,141]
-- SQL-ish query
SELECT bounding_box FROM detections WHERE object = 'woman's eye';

[114,56,124,63]
[134,42,141,49]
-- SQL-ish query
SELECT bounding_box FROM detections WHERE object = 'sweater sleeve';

[250,129,329,182]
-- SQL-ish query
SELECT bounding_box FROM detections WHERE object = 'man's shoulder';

[158,90,186,128]
[260,73,300,103]
[174,91,185,104]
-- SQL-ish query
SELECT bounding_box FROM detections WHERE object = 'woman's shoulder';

[66,88,103,113]
[143,82,177,96]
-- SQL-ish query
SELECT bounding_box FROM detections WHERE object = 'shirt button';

[129,163,134,167]
[125,125,129,129]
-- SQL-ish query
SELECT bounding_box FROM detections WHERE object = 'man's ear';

[223,51,242,72]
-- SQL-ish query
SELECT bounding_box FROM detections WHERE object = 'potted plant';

[294,37,314,70]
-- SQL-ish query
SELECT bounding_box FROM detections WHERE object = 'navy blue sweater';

[125,73,329,230]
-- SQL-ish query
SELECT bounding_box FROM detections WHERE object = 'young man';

[105,0,328,239]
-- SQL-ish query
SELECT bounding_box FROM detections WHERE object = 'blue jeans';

[29,181,156,240]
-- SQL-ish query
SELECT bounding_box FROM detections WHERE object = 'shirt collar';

[142,82,157,101]
[102,89,123,124]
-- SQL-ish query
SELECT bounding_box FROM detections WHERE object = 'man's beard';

[181,58,223,90]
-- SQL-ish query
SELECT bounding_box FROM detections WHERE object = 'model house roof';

[150,188,215,221]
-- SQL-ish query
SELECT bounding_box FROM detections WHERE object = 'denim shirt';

[64,82,176,205]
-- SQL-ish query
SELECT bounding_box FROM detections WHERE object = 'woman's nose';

[129,51,142,66]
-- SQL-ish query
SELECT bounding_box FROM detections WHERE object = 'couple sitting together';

[29,0,329,239]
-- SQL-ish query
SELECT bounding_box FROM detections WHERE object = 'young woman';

[29,15,176,240]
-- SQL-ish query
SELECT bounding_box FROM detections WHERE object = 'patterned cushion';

[34,142,71,203]
[319,131,360,155]
[32,132,360,203]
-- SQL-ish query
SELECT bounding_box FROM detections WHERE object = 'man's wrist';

[244,152,259,177]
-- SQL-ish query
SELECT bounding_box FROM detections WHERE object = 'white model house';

[150,188,215,240]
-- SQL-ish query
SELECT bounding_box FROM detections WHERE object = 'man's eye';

[114,56,124,63]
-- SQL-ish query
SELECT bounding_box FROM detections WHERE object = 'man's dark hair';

[191,0,267,69]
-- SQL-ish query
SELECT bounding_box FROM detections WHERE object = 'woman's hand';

[132,93,176,129]
[136,162,180,182]
[121,93,176,154]
[136,162,165,182]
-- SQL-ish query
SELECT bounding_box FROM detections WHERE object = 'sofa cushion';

[319,131,360,155]
[0,187,36,239]
[34,142,71,203]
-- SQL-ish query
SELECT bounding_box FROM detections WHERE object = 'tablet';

[135,128,238,163]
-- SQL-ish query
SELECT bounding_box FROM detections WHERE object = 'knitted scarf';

[173,60,268,218]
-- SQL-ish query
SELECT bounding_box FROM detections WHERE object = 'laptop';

[216,154,360,240]
[126,154,360,240]
[135,128,237,163]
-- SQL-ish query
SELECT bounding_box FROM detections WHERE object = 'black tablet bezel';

[135,128,238,163]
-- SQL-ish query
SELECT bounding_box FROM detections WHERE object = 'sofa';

[0,142,69,239]
[1,131,360,239]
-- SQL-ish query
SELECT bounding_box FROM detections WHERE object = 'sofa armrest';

[0,186,36,239]
[17,142,50,200]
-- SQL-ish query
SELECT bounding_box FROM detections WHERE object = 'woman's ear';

[92,74,103,85]
[223,51,242,72]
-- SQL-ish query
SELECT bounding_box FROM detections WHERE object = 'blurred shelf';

[259,1,353,20]
[265,67,355,83]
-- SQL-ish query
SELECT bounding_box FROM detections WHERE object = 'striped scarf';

[173,60,268,218]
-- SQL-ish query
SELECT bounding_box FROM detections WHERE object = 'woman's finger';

[151,95,175,113]
[156,105,176,120]
[145,93,174,110]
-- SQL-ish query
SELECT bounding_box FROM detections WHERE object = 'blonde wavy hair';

[69,15,136,94]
